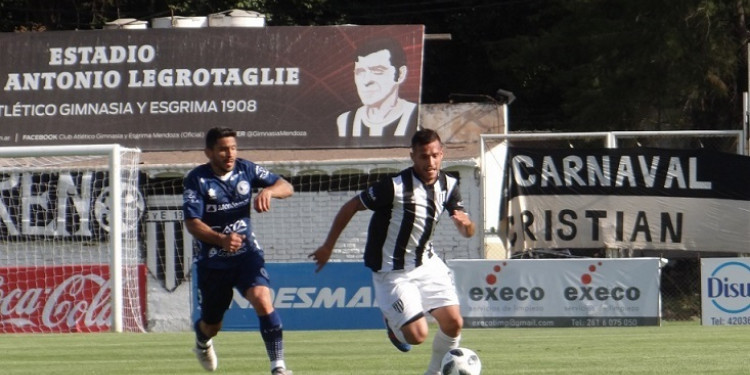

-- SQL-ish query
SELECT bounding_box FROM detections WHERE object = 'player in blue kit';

[183,127,294,375]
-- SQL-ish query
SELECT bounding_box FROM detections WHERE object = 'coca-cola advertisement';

[0,264,147,333]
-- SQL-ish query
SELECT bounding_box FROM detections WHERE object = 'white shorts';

[373,255,459,330]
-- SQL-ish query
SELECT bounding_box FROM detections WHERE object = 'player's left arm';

[254,177,294,213]
[445,181,475,238]
[451,209,475,238]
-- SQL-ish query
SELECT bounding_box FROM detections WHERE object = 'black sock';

[194,320,211,347]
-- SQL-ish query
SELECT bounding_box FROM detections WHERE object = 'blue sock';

[194,319,211,347]
[259,311,284,362]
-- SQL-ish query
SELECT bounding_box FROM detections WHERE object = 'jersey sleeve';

[359,177,394,211]
[248,161,280,188]
[444,180,466,215]
[182,171,204,219]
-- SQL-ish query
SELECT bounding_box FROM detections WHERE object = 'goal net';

[0,144,145,333]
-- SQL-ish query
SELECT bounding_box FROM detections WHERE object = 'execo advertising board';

[449,258,661,328]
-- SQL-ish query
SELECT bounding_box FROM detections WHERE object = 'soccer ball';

[441,347,482,375]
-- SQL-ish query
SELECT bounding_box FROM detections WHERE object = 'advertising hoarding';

[191,262,382,330]
[0,264,147,333]
[450,258,661,327]
[701,257,750,326]
[0,25,424,150]
[505,147,750,253]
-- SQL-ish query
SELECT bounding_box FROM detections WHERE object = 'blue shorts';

[195,251,270,324]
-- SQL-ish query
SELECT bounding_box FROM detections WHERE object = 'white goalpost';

[0,144,144,333]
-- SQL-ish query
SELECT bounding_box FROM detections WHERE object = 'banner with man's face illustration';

[0,25,423,150]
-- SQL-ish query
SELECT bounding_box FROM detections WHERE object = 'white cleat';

[193,340,218,371]
[271,367,293,375]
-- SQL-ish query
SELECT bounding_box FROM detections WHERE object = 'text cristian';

[507,209,684,245]
[3,67,300,91]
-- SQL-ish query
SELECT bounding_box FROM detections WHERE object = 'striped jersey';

[182,158,279,269]
[359,167,466,272]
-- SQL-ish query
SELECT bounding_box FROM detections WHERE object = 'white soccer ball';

[441,347,482,375]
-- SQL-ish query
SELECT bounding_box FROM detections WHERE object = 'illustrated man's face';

[354,49,405,107]
[205,136,237,175]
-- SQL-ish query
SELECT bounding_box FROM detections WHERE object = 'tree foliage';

[1,0,748,131]
[490,0,750,131]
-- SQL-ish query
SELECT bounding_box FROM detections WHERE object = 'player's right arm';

[183,170,244,253]
[309,196,366,272]
[185,218,245,253]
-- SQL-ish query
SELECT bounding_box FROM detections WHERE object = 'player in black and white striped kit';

[310,128,475,375]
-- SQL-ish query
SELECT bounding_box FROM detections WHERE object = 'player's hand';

[254,189,273,213]
[221,232,246,253]
[308,246,333,273]
[451,210,475,238]
[451,210,471,226]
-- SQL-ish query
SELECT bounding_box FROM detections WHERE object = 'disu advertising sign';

[701,258,750,326]
[503,147,750,253]
[0,25,424,150]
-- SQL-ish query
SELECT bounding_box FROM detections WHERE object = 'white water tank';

[151,16,208,29]
[103,18,148,30]
[208,9,265,27]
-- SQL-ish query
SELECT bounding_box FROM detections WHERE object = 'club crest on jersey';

[207,188,217,200]
[184,189,199,204]
[237,180,250,195]
[391,298,405,313]
[255,165,270,179]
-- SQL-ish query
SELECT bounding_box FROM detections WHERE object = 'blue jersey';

[183,158,279,269]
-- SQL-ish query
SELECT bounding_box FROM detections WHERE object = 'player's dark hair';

[411,128,441,149]
[205,127,236,149]
[355,37,407,81]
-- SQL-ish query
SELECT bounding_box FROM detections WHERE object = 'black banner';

[503,147,750,252]
[0,25,424,150]
[507,147,750,200]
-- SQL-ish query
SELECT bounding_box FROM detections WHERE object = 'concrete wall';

[254,164,483,263]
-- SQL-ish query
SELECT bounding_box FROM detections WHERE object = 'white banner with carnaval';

[504,147,750,253]
[449,258,661,328]
[701,258,750,326]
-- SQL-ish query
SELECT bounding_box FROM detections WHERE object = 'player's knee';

[403,320,430,344]
[245,287,274,315]
[404,331,428,345]
[440,315,463,337]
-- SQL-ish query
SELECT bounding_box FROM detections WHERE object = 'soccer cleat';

[193,340,218,371]
[271,367,293,375]
[384,319,411,352]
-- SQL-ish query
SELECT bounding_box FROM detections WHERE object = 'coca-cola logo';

[0,266,112,333]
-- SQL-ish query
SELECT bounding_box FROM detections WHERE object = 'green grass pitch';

[2,322,749,374]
